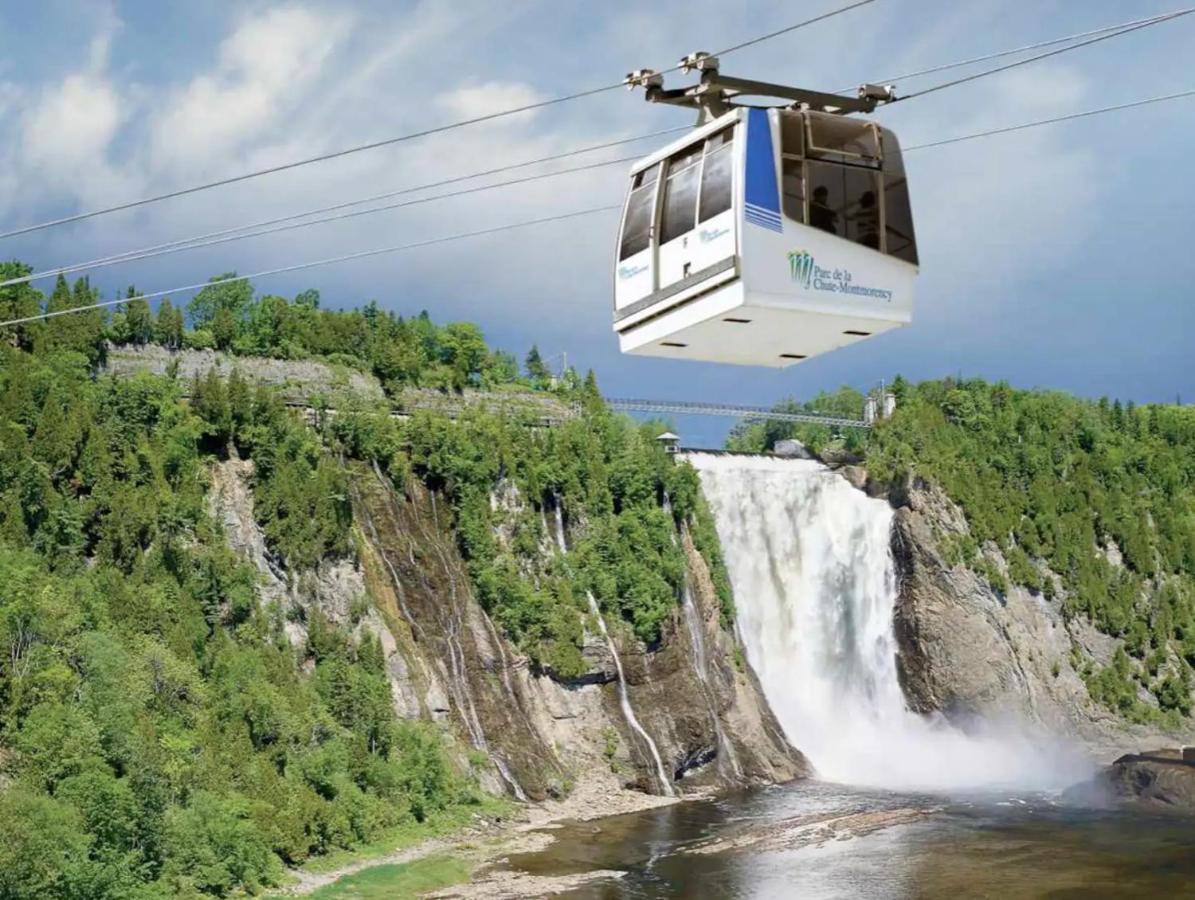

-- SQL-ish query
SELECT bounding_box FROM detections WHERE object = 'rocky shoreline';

[275,773,684,897]
[1067,748,1195,812]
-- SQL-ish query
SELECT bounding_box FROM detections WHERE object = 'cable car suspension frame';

[625,52,895,124]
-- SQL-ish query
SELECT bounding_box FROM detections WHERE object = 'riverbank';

[272,772,684,898]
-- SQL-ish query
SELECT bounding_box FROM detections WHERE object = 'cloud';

[437,80,546,124]
[149,5,351,173]
[20,72,124,173]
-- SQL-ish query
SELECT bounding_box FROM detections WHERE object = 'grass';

[307,855,473,899]
[299,796,511,875]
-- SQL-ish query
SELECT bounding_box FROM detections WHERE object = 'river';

[499,453,1194,897]
[502,779,1195,898]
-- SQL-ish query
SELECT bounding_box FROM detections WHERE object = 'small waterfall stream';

[585,589,674,796]
[550,500,674,796]
[681,584,743,779]
[688,452,1058,792]
[364,464,527,801]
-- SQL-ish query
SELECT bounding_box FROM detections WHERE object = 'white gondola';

[614,57,918,368]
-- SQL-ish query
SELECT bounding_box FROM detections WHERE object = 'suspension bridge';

[605,398,870,429]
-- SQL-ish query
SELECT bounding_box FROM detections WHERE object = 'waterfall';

[687,452,1062,792]
[549,498,673,796]
[681,584,743,779]
[585,590,675,796]
[364,464,527,802]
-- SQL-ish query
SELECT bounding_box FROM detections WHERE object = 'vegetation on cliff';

[732,378,1195,725]
[0,269,736,895]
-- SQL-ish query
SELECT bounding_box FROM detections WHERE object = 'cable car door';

[657,127,736,293]
[614,164,659,314]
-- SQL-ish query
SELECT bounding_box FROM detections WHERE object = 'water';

[685,452,1078,792]
[504,781,1195,898]
[554,498,672,796]
[586,590,675,797]
[680,583,743,780]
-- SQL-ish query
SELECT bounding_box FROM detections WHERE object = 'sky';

[1,0,1192,446]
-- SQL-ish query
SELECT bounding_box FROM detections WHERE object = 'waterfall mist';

[688,452,1079,793]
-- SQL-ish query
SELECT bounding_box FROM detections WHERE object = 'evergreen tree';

[124,290,153,345]
[0,261,42,351]
[155,298,184,349]
[524,344,551,389]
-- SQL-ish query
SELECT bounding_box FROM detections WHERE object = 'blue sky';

[1,1,1192,445]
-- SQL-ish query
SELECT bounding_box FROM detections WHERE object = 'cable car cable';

[0,0,876,243]
[0,129,691,288]
[702,0,875,57]
[896,7,1193,102]
[0,206,620,329]
[0,155,637,286]
[9,82,1193,331]
[902,88,1195,152]
[843,7,1192,91]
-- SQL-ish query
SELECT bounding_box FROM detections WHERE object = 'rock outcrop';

[884,477,1195,756]
[1067,749,1195,811]
[209,456,806,804]
[105,344,386,403]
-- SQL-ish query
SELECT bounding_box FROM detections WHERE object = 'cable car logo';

[787,250,815,288]
[618,263,648,280]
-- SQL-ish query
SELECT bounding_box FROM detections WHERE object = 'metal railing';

[606,397,870,428]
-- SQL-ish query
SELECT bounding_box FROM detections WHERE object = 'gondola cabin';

[613,106,918,367]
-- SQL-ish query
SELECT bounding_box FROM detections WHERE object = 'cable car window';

[619,165,658,261]
[780,113,804,157]
[807,114,880,162]
[698,128,734,222]
[781,158,805,223]
[660,145,702,243]
[807,159,880,248]
[880,130,918,264]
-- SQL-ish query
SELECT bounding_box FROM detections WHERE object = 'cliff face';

[209,456,805,803]
[105,344,386,402]
[887,478,1195,756]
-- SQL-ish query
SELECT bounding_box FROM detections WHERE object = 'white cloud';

[20,72,124,172]
[437,81,545,124]
[149,5,350,172]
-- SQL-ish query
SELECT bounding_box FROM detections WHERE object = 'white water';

[586,590,675,796]
[681,584,743,779]
[688,452,1071,792]
[550,499,674,795]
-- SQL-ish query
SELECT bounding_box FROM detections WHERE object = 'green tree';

[155,298,184,349]
[524,344,552,389]
[187,274,252,329]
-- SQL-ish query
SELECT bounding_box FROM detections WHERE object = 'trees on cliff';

[0,344,476,898]
[871,379,1195,724]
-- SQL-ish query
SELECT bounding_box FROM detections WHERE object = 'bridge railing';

[605,398,870,429]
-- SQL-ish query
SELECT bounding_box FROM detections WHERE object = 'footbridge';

[605,398,870,429]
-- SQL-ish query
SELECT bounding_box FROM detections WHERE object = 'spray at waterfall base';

[686,452,1089,792]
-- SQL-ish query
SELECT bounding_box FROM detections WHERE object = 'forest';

[0,267,728,896]
[731,378,1195,724]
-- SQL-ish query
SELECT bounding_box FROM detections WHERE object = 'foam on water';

[687,452,1077,792]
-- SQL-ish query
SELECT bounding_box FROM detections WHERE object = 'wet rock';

[211,449,808,806]
[838,464,868,491]
[773,438,812,459]
[1097,750,1195,811]
[889,481,1195,755]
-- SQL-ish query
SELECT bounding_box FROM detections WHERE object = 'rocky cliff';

[883,477,1195,757]
[105,343,386,402]
[209,455,806,803]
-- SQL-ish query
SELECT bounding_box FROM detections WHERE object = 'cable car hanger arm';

[626,53,893,122]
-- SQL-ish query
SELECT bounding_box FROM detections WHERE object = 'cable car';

[614,55,918,368]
